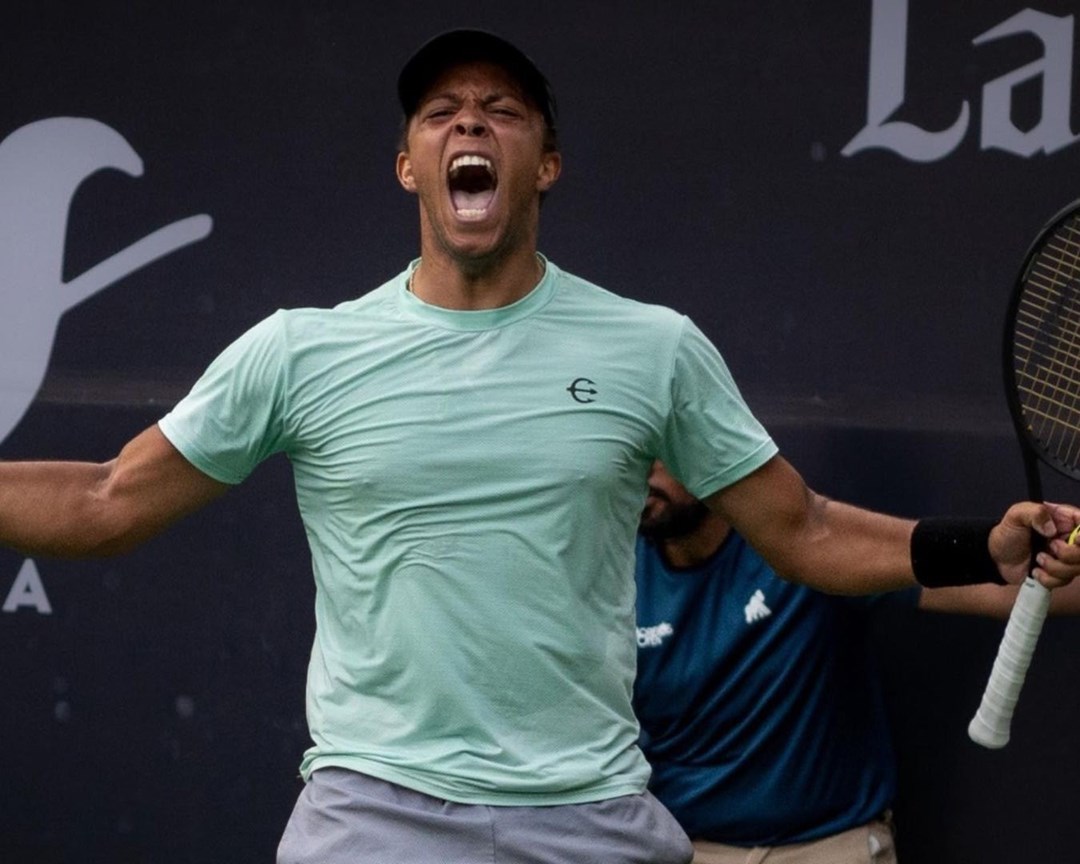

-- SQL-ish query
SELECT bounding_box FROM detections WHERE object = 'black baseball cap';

[397,29,557,131]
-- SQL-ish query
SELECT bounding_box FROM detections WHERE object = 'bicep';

[703,455,821,579]
[99,425,230,552]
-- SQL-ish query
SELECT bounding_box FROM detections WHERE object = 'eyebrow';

[420,90,527,107]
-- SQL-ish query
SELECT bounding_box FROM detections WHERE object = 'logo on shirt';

[744,589,772,624]
[636,621,674,648]
[566,377,597,403]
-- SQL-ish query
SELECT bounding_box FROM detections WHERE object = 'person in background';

[634,460,1080,864]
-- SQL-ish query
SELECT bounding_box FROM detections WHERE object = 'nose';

[455,120,487,137]
[454,106,487,137]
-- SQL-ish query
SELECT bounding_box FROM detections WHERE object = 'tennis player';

[1,29,1079,864]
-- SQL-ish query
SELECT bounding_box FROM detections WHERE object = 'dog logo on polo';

[567,377,597,403]
[637,621,674,648]
[744,590,771,624]
[0,116,212,616]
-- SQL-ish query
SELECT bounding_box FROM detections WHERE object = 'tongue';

[453,188,495,213]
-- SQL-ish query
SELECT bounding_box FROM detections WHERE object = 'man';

[634,460,1080,864]
[1,29,1078,864]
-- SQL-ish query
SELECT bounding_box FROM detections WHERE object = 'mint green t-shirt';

[158,259,777,805]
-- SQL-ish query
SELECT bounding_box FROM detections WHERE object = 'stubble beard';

[639,498,711,540]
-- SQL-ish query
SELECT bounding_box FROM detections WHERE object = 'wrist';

[911,517,1007,588]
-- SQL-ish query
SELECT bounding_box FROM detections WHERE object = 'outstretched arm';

[920,575,1080,617]
[0,424,228,558]
[705,455,1080,595]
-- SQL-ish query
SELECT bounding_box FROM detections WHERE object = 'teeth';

[449,154,495,218]
[450,154,493,176]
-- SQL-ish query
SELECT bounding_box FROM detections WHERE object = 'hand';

[989,501,1080,588]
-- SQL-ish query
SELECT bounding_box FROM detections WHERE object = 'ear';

[396,151,417,193]
[536,150,562,193]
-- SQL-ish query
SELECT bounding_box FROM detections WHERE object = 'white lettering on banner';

[3,559,52,615]
[843,0,1079,161]
[975,10,1080,156]
[0,116,213,617]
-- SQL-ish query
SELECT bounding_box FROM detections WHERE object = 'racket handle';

[968,576,1051,749]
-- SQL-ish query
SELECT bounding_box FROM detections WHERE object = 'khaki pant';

[691,816,897,864]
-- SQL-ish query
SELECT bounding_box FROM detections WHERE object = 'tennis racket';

[968,200,1080,749]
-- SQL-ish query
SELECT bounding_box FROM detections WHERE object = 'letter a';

[3,558,52,614]
[842,0,969,161]
[974,10,1080,156]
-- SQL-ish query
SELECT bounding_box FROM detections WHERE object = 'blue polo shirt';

[634,531,919,844]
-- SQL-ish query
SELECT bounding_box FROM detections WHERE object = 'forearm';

[755,492,917,595]
[0,459,127,557]
[706,455,918,595]
[921,558,1080,617]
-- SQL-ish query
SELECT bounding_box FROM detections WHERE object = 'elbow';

[43,507,141,560]
[81,496,156,559]
[79,524,144,558]
[61,466,148,558]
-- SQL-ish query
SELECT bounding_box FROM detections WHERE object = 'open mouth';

[449,155,497,219]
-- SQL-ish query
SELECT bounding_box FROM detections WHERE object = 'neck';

[409,244,545,310]
[659,512,733,569]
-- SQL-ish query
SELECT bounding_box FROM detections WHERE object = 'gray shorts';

[277,768,693,864]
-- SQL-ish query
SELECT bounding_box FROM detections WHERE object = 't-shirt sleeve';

[158,311,290,485]
[658,316,778,500]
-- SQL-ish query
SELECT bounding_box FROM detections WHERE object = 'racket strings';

[1013,217,1080,470]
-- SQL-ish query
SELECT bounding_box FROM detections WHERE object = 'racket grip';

[968,577,1051,749]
